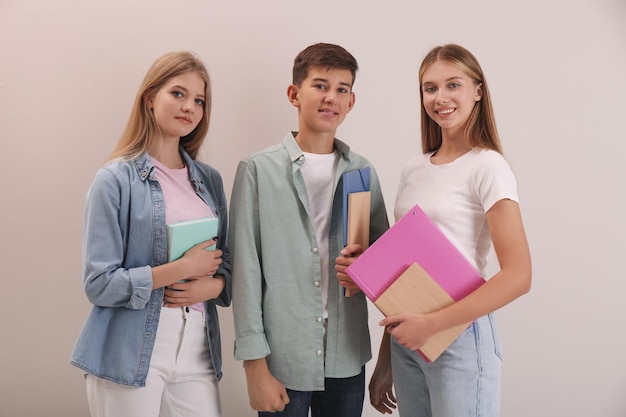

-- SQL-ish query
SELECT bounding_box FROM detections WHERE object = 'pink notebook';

[345,204,485,302]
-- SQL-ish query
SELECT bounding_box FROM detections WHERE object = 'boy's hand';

[335,243,364,293]
[369,361,396,414]
[244,359,290,412]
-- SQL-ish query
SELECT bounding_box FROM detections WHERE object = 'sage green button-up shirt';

[229,132,389,391]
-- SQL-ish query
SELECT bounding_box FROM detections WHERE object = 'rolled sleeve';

[234,333,272,361]
[82,167,154,309]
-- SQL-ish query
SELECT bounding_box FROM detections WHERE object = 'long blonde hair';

[108,51,211,162]
[418,44,502,154]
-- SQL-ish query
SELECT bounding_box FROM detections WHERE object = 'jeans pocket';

[487,313,503,360]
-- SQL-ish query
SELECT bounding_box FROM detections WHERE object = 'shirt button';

[312,247,318,253]
[316,349,322,355]
[316,316,322,322]
[314,281,320,287]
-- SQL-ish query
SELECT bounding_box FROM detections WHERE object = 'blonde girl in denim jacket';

[71,51,231,417]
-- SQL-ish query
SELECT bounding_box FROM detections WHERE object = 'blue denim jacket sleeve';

[82,164,154,309]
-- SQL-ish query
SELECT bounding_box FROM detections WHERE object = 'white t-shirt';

[300,151,339,320]
[394,148,518,276]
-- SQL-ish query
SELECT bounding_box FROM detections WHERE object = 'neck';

[294,130,335,154]
[148,140,185,169]
[432,136,471,164]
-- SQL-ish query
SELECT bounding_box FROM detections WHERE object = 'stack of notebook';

[345,204,485,362]
[342,167,372,297]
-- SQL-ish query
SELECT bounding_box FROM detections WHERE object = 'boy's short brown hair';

[292,43,358,87]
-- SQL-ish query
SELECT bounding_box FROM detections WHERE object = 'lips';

[176,116,192,124]
[437,108,455,116]
[319,108,338,116]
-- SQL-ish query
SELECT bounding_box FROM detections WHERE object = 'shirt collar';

[282,131,351,164]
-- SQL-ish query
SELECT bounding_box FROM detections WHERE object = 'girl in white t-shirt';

[369,44,532,417]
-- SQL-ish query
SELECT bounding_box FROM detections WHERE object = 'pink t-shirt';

[151,156,214,312]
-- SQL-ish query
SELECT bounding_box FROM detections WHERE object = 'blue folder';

[342,167,370,246]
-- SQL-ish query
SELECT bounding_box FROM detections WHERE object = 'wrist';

[428,309,448,335]
[244,358,269,379]
[177,256,192,280]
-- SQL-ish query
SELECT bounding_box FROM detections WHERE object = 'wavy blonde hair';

[108,51,211,162]
[418,44,502,154]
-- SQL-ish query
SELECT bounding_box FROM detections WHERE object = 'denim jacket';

[71,149,231,386]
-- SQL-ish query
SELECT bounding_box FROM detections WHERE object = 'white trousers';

[86,307,222,417]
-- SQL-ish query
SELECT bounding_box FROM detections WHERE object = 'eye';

[195,98,205,106]
[449,82,460,89]
[338,87,349,94]
[314,84,327,90]
[172,90,183,98]
[423,86,436,93]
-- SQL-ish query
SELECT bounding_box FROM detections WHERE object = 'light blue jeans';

[390,314,502,417]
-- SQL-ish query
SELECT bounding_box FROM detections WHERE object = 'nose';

[435,89,449,104]
[323,90,338,104]
[181,99,195,113]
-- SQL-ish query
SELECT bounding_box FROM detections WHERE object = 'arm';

[83,167,224,308]
[151,239,223,290]
[382,198,532,350]
[160,241,225,307]
[163,274,226,307]
[243,358,290,412]
[163,165,234,308]
[230,161,281,408]
[82,168,152,308]
[369,331,397,414]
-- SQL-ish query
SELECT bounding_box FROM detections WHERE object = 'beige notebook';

[374,262,471,362]
[345,191,371,297]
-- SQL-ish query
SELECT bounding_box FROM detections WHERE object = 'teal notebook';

[166,217,219,262]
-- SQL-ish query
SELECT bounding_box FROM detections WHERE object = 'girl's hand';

[380,313,437,351]
[152,239,223,290]
[164,275,225,307]
[181,239,223,278]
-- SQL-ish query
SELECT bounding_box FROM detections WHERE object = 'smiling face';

[421,60,482,137]
[149,71,206,142]
[288,66,355,139]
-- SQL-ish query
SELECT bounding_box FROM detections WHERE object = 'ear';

[287,84,300,108]
[143,91,154,109]
[347,91,356,112]
[474,83,483,102]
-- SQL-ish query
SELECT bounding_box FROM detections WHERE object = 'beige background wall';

[1,1,625,416]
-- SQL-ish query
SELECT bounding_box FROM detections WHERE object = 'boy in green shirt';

[229,43,388,417]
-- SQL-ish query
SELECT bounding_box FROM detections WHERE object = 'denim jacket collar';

[132,152,155,182]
